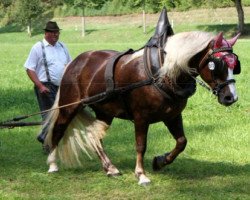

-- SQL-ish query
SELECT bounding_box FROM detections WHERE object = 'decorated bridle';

[197,36,241,96]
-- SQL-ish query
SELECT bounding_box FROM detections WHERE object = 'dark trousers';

[34,82,59,143]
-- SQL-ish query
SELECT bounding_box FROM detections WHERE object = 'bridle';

[197,45,239,96]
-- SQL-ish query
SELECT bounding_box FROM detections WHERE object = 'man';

[24,21,71,149]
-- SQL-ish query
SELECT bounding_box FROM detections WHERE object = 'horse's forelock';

[161,31,214,81]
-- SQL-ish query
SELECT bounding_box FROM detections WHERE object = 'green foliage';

[1,0,250,23]
[16,0,43,26]
[41,0,64,7]
[64,0,107,9]
[0,0,14,25]
[53,0,249,17]
[0,0,13,7]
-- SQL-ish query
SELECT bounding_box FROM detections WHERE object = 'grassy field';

[0,8,250,200]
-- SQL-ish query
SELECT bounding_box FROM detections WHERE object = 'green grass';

[0,8,250,200]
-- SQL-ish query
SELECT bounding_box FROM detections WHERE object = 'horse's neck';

[188,45,211,77]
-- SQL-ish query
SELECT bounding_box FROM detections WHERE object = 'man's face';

[45,31,60,45]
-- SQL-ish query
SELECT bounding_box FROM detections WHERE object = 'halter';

[197,46,238,96]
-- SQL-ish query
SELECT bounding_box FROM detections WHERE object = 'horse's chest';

[133,98,187,123]
[155,100,187,120]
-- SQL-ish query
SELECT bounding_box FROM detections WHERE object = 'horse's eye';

[208,61,215,70]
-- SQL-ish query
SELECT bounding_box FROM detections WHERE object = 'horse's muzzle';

[218,92,238,106]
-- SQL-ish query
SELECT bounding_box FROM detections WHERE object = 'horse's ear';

[227,32,241,47]
[214,32,224,48]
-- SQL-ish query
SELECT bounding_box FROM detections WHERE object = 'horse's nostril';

[224,95,233,102]
[223,95,236,106]
[219,94,237,106]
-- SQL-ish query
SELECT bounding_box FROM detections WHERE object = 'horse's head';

[198,32,241,106]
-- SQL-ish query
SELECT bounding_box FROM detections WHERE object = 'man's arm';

[26,69,50,94]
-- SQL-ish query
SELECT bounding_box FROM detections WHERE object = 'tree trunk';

[142,0,146,34]
[234,0,244,33]
[81,16,85,37]
[81,7,85,37]
[27,19,32,37]
[142,9,146,34]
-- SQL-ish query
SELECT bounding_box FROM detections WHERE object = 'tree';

[165,0,245,34]
[41,0,64,7]
[233,0,244,33]
[0,0,13,7]
[0,0,14,25]
[16,0,43,37]
[65,0,106,37]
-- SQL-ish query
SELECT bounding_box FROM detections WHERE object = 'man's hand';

[38,84,50,94]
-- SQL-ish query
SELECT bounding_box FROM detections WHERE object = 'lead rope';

[2,99,84,124]
[192,77,213,93]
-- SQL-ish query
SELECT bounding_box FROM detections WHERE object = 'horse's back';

[59,50,118,105]
[64,50,118,79]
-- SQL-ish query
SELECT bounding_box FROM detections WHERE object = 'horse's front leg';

[134,118,150,186]
[153,114,187,171]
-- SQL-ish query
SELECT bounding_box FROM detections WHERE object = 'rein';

[0,78,154,128]
[193,77,235,96]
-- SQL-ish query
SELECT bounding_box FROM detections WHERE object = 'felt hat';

[44,21,61,31]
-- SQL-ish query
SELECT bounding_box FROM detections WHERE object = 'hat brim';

[44,28,61,31]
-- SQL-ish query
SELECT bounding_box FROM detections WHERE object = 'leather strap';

[143,46,174,101]
[40,41,67,83]
[104,49,134,95]
[40,41,51,82]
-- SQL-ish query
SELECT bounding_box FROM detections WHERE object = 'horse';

[43,31,241,185]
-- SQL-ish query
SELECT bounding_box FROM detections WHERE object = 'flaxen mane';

[161,31,214,81]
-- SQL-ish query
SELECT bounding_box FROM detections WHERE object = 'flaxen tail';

[43,89,61,148]
[57,110,109,167]
[44,90,109,167]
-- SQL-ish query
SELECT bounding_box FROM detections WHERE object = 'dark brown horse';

[44,31,241,185]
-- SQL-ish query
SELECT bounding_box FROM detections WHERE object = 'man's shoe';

[37,132,46,144]
[42,144,50,155]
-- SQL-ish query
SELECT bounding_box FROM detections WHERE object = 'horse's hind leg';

[47,147,59,173]
[93,113,121,176]
[153,114,187,171]
[96,141,121,176]
[47,104,80,173]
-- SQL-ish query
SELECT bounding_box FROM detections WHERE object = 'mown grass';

[0,8,250,200]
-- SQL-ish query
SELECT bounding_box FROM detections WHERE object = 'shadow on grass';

[155,157,249,179]
[0,88,248,184]
[2,144,248,178]
[85,29,99,35]
[0,87,39,122]
[197,23,250,37]
[0,23,23,33]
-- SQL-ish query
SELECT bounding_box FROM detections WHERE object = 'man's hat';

[44,21,61,31]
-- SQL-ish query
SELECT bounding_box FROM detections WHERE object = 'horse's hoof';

[138,174,151,186]
[107,172,122,177]
[152,153,169,171]
[48,168,59,173]
[152,156,161,171]
[106,166,121,177]
[48,163,59,173]
[139,181,151,186]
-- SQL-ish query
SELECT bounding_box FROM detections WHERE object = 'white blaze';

[227,68,238,100]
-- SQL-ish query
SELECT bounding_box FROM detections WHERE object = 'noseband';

[198,46,237,96]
